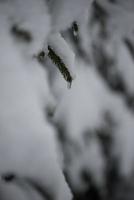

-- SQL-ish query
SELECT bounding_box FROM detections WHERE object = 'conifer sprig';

[48,45,73,88]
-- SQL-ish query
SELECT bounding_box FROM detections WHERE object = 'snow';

[0,179,45,200]
[117,42,134,94]
[48,33,76,81]
[53,57,134,191]
[96,0,134,38]
[50,0,91,32]
[108,96,134,177]
[1,0,134,199]
[54,61,110,139]
[0,3,72,200]
[53,61,111,190]
[0,0,51,55]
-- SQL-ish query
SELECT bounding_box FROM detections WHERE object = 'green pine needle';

[48,45,73,88]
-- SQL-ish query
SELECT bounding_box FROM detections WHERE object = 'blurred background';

[1,0,134,200]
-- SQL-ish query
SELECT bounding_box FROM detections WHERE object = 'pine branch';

[48,45,73,88]
[36,46,74,88]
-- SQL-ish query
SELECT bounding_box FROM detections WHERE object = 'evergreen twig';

[48,45,73,88]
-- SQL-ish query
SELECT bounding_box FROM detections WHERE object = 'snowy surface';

[48,33,76,79]
[50,0,91,32]
[0,2,72,200]
[96,0,134,38]
[1,0,134,199]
